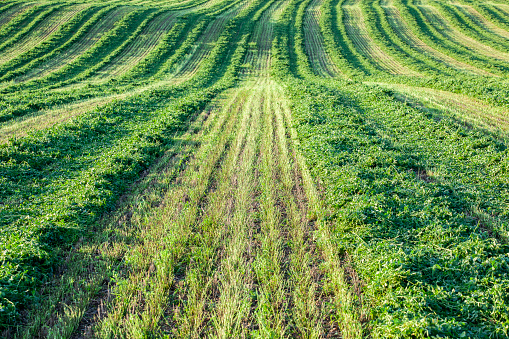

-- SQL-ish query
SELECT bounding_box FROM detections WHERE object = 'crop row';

[305,0,509,82]
[0,5,102,80]
[0,5,123,83]
[0,3,22,27]
[372,0,487,76]
[433,1,509,54]
[393,0,509,75]
[306,0,509,111]
[0,3,43,46]
[0,4,62,59]
[93,10,179,79]
[302,0,340,77]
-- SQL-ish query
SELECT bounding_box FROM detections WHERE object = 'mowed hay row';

[0,3,34,28]
[496,3,509,18]
[417,3,509,62]
[342,0,417,75]
[93,10,180,79]
[0,3,41,44]
[380,0,491,76]
[303,0,341,77]
[454,3,509,41]
[17,6,133,82]
[171,2,246,80]
[242,0,286,76]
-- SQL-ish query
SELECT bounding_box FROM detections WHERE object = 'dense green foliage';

[1,0,509,336]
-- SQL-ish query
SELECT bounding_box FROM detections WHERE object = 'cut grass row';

[5,5,127,83]
[0,3,30,29]
[93,10,180,80]
[320,0,374,76]
[473,2,509,32]
[241,0,282,76]
[0,4,103,80]
[0,4,89,66]
[393,0,509,76]
[376,0,490,76]
[303,0,340,77]
[342,0,417,75]
[431,1,509,53]
[0,3,42,46]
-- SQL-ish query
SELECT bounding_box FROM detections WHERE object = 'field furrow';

[342,0,417,75]
[418,4,509,62]
[381,1,491,76]
[304,0,341,77]
[17,7,132,81]
[0,5,88,65]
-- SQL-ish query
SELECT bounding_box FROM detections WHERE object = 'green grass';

[1,0,509,337]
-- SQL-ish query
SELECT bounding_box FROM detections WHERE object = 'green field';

[1,0,508,337]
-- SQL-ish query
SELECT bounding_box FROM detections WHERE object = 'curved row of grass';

[0,0,245,126]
